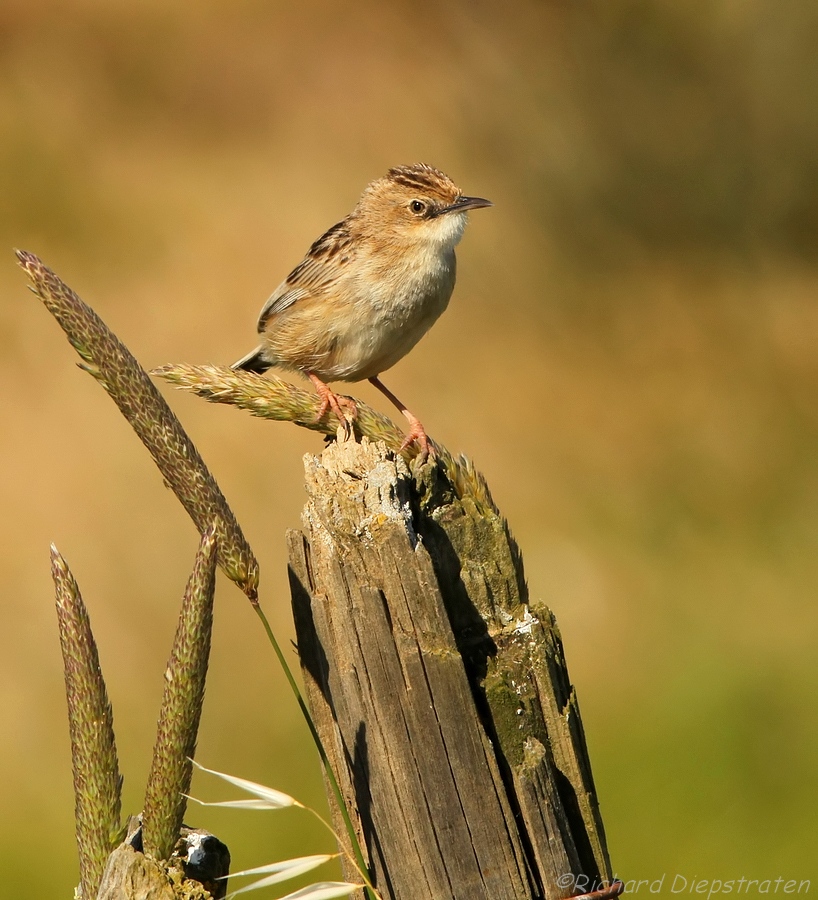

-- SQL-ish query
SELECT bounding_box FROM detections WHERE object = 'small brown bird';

[232,163,491,457]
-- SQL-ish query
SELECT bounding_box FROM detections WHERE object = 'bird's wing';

[257,218,355,332]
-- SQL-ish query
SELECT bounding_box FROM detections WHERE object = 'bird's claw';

[399,417,433,462]
[310,375,358,438]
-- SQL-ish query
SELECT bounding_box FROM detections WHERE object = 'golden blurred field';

[2,1,817,895]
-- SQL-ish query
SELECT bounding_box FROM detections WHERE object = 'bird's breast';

[327,249,456,379]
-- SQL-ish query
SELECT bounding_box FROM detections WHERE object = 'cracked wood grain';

[288,439,614,900]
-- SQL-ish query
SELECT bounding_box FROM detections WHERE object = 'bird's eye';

[410,200,426,214]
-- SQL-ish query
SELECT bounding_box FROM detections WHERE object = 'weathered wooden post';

[288,439,617,900]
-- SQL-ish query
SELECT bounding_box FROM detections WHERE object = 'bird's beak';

[436,196,493,216]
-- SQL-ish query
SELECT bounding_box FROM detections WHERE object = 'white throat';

[427,210,468,250]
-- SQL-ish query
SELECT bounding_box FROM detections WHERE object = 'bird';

[232,163,491,458]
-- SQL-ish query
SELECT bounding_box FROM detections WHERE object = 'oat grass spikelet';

[51,546,122,900]
[142,528,218,862]
[16,251,259,600]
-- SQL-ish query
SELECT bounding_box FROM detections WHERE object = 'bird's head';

[356,163,492,251]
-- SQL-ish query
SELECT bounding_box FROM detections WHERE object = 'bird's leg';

[369,376,432,460]
[308,372,357,435]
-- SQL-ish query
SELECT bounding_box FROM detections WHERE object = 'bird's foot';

[367,375,433,462]
[399,412,433,462]
[309,373,357,437]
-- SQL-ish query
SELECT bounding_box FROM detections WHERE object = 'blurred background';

[2,0,817,895]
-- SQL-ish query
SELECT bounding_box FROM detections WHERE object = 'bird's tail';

[231,346,271,374]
